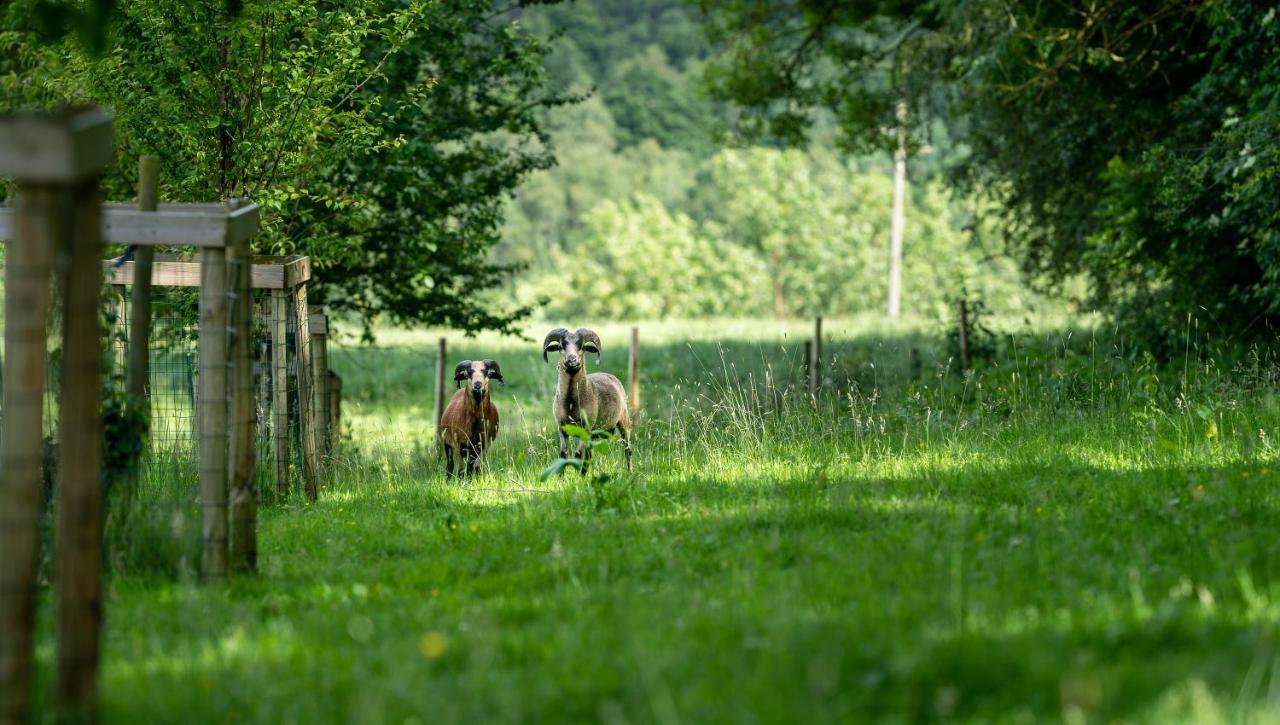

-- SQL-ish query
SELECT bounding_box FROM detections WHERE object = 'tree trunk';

[887,99,907,320]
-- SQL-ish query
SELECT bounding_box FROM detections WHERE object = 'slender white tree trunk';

[887,99,907,320]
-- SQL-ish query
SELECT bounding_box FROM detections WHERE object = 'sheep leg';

[558,426,570,460]
[620,427,633,472]
[444,443,455,478]
[579,436,592,477]
[464,444,477,478]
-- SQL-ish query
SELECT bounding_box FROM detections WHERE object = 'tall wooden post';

[0,108,113,725]
[0,188,59,725]
[293,283,319,502]
[628,327,640,414]
[228,209,256,574]
[887,99,907,321]
[309,307,330,456]
[958,299,970,373]
[433,338,446,434]
[55,176,109,721]
[271,289,289,497]
[199,246,229,580]
[126,155,160,408]
[810,316,823,398]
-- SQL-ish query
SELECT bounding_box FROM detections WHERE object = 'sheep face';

[543,328,601,375]
[453,359,504,406]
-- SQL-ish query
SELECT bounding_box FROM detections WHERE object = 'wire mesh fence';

[106,282,201,450]
[0,252,320,497]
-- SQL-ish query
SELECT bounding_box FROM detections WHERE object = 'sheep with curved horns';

[438,359,503,478]
[543,327,633,473]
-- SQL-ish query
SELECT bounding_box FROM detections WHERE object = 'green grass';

[38,316,1280,722]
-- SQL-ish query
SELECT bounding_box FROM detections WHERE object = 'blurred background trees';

[5,0,1271,347]
[501,0,1031,323]
[699,0,1280,348]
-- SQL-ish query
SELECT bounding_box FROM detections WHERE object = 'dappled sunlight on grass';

[82,316,1280,722]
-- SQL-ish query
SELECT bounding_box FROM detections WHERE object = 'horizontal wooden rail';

[103,253,309,289]
[0,201,259,248]
[261,305,327,333]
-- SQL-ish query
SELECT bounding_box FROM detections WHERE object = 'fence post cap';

[0,107,114,182]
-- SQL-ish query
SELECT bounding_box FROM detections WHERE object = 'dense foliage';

[701,0,1280,346]
[501,0,1035,321]
[1,0,567,334]
[522,146,1028,320]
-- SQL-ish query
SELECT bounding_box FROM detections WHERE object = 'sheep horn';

[454,360,472,389]
[576,328,602,365]
[543,328,568,363]
[484,359,504,385]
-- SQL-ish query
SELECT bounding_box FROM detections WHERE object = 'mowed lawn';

[53,318,1280,722]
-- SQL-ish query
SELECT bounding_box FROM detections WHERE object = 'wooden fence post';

[55,176,109,720]
[958,299,970,373]
[271,289,289,497]
[198,245,229,580]
[810,316,823,398]
[309,306,330,456]
[228,204,256,574]
[433,338,446,435]
[629,326,640,413]
[292,283,319,502]
[0,108,113,724]
[0,187,59,724]
[126,154,160,409]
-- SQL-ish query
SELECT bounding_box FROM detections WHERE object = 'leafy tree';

[526,193,765,319]
[2,0,567,335]
[705,147,852,318]
[517,145,1029,320]
[603,45,716,154]
[520,0,720,155]
[700,0,1280,343]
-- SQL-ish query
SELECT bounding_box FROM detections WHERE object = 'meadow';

[39,315,1280,723]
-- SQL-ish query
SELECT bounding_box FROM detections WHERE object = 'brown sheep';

[543,327,633,474]
[438,359,503,478]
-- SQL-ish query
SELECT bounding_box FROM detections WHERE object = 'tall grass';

[70,314,1280,723]
[325,316,1279,496]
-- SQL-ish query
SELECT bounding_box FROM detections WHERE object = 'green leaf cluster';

[1,0,569,335]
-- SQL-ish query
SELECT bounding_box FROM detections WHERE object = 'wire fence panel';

[107,284,200,451]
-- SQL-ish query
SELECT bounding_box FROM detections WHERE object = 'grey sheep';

[543,327,633,474]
